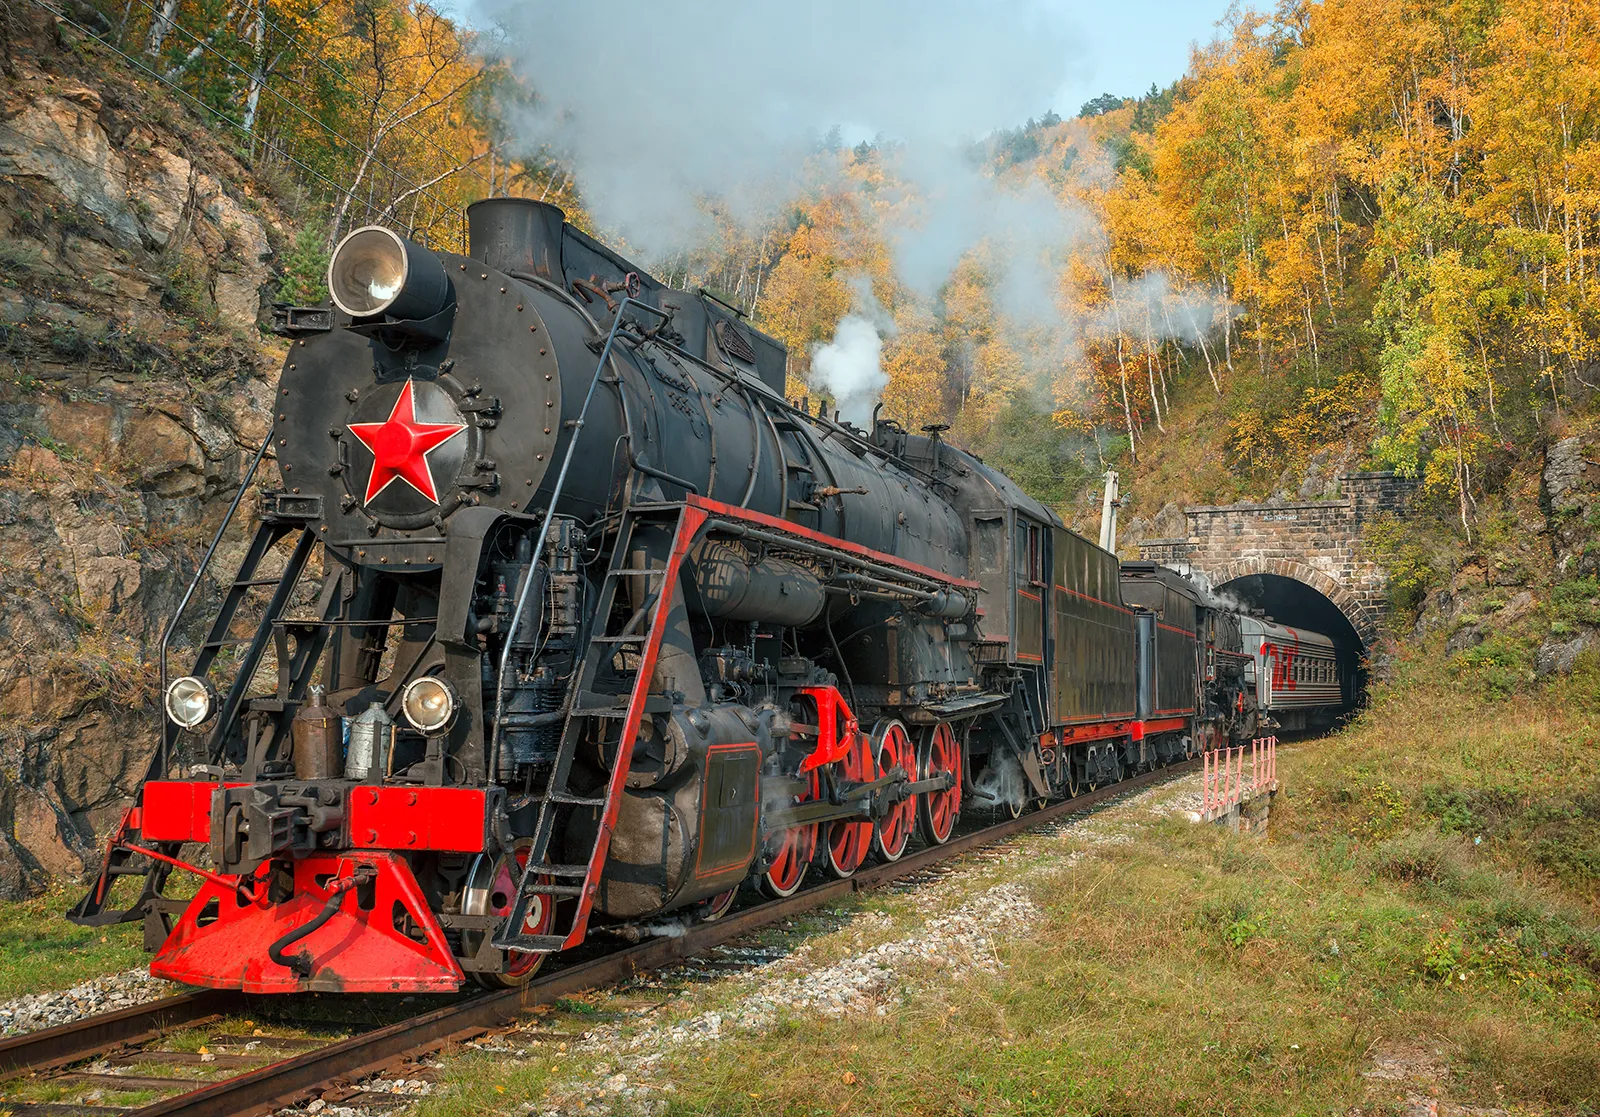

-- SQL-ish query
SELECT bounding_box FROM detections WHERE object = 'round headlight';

[328,226,408,317]
[401,676,457,733]
[326,226,451,320]
[165,675,215,729]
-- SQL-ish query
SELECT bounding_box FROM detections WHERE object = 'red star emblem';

[346,379,466,505]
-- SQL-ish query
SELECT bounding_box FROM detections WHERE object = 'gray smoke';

[460,1,1088,274]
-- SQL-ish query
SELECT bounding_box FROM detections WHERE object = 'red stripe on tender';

[1140,717,1189,734]
[1055,584,1134,615]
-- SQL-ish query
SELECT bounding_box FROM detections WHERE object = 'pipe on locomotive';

[487,295,674,782]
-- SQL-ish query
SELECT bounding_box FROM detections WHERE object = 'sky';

[1048,1,1230,115]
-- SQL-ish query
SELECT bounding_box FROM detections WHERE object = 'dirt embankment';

[0,3,287,895]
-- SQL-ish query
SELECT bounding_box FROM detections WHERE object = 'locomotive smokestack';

[468,198,567,279]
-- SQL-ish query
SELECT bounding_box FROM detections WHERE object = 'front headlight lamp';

[164,675,216,730]
[326,225,451,321]
[401,675,457,734]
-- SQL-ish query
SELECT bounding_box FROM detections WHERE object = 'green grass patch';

[0,883,146,1000]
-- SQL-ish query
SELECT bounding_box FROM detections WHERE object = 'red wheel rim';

[761,772,819,898]
[918,722,962,845]
[871,720,916,862]
[488,843,552,978]
[825,729,875,878]
[699,886,738,921]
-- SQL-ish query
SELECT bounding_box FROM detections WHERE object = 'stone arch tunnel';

[1136,472,1419,713]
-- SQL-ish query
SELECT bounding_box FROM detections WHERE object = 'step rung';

[526,863,589,878]
[231,577,284,588]
[494,932,569,951]
[201,638,252,649]
[608,568,669,577]
[549,793,606,807]
[591,634,645,644]
[523,883,585,897]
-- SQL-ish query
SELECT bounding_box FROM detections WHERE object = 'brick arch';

[1205,556,1377,648]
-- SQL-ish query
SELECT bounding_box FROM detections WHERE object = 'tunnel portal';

[1135,472,1419,716]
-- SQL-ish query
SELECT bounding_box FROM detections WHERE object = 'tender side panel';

[1155,590,1200,718]
[1052,528,1139,725]
[1014,516,1047,665]
[1120,568,1201,721]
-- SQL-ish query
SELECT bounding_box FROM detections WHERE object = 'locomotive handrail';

[155,427,274,777]
[489,296,673,778]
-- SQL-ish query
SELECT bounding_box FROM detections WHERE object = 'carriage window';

[1027,524,1043,585]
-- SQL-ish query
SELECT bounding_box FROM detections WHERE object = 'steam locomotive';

[69,200,1343,993]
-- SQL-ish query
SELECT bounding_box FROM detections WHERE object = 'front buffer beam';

[151,852,463,994]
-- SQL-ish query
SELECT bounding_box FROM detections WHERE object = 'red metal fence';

[1202,736,1278,818]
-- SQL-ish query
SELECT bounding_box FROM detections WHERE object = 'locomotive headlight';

[327,226,451,321]
[401,676,457,734]
[164,675,216,729]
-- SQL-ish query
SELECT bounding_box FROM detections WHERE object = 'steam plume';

[812,277,895,425]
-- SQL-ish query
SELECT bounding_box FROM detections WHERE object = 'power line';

[232,2,497,195]
[25,0,415,238]
[119,0,467,229]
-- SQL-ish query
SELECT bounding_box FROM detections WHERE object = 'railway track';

[0,758,1199,1117]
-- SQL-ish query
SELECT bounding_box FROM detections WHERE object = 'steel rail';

[0,990,247,1076]
[3,758,1199,1115]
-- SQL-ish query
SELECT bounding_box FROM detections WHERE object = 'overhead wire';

[219,1,498,195]
[117,0,468,229]
[24,0,469,246]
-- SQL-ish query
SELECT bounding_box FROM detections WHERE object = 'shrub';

[277,224,330,305]
[1371,831,1472,888]
[1420,928,1462,981]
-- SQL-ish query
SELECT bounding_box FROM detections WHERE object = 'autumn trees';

[96,0,501,259]
[80,0,1600,534]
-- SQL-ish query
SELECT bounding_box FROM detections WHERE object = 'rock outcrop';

[1543,434,1600,577]
[0,7,284,894]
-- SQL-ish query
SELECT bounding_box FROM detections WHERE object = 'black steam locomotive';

[70,200,1338,993]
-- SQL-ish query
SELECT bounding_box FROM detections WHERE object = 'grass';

[0,883,145,1000]
[404,639,1600,1116]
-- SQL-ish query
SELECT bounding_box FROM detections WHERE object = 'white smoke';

[811,277,895,425]
[972,750,1027,813]
[457,2,1224,417]
[1087,269,1229,346]
[459,1,1089,267]
[812,317,887,427]
[1183,569,1259,616]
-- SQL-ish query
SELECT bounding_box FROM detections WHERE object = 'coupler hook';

[267,865,376,978]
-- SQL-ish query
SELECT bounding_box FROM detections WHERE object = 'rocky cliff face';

[0,6,285,895]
